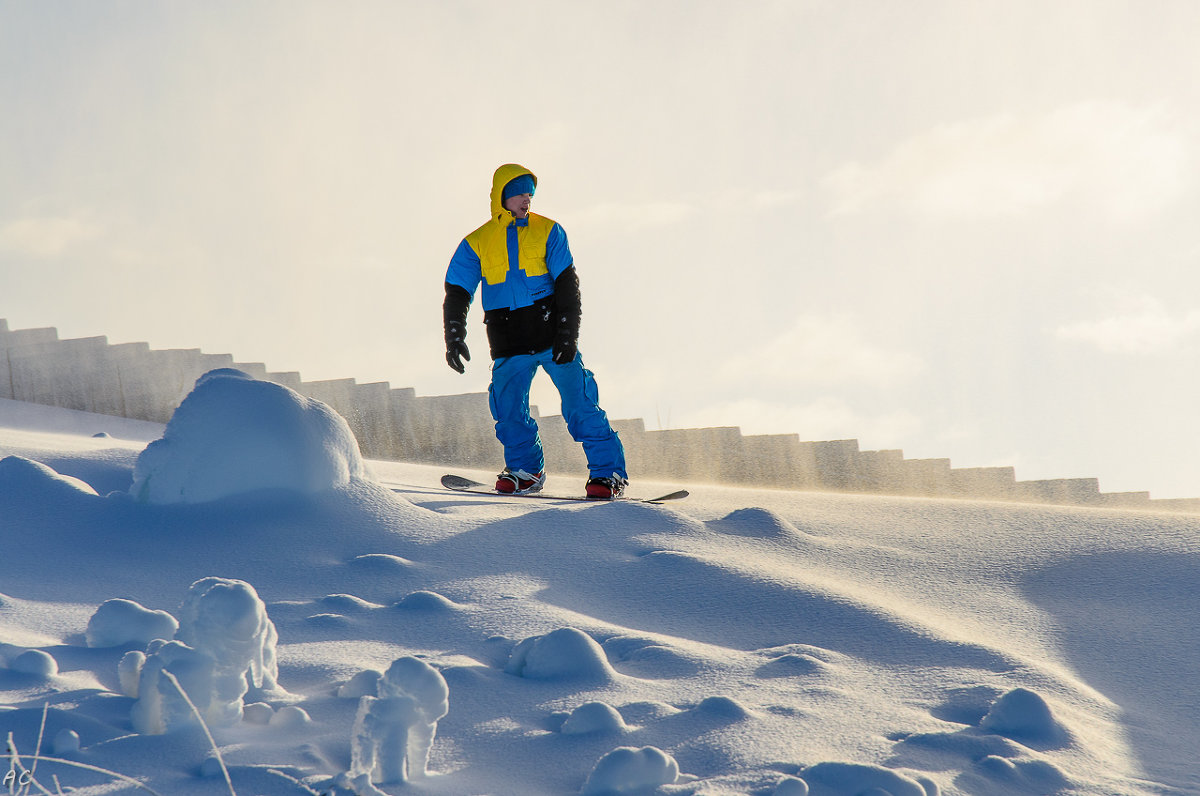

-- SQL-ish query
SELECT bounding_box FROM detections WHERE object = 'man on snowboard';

[442,164,628,499]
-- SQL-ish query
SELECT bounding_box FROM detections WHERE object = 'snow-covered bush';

[130,640,222,733]
[86,598,179,648]
[130,368,366,504]
[129,577,280,734]
[118,651,145,697]
[349,656,449,785]
[177,577,279,694]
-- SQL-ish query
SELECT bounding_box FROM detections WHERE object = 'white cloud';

[0,214,103,258]
[826,100,1191,221]
[1057,294,1200,354]
[718,314,924,388]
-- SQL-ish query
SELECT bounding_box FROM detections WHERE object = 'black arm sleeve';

[443,282,471,343]
[553,266,581,340]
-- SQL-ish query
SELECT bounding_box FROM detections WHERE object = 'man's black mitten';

[443,283,472,373]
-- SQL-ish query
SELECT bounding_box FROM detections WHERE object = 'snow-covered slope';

[1,378,1197,795]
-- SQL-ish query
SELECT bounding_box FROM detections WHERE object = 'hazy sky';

[3,1,1200,497]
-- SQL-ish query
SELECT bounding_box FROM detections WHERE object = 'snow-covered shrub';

[582,746,680,794]
[177,577,279,694]
[86,598,179,648]
[130,640,223,733]
[130,577,280,734]
[118,650,146,697]
[349,657,449,784]
[333,773,387,796]
[130,368,366,504]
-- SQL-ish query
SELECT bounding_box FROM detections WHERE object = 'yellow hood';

[490,163,538,223]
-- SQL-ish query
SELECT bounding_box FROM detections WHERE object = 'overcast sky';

[3,0,1200,497]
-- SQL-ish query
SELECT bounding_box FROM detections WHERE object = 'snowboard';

[441,474,688,504]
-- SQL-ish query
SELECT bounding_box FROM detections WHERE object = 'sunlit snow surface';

[1,383,1198,795]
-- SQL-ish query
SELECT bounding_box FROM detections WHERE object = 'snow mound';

[243,701,274,725]
[979,687,1067,744]
[348,553,417,571]
[395,590,461,612]
[270,704,312,728]
[338,669,383,699]
[602,636,703,678]
[692,695,752,721]
[320,594,380,613]
[86,598,179,648]
[710,506,803,538]
[974,754,1070,790]
[773,777,810,795]
[52,728,80,754]
[8,649,58,677]
[800,761,932,796]
[0,455,98,498]
[130,368,366,504]
[562,701,628,735]
[582,745,680,794]
[505,627,617,683]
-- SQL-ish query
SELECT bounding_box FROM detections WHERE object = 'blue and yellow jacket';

[444,164,581,359]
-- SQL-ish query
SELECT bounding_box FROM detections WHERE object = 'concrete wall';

[0,317,1191,513]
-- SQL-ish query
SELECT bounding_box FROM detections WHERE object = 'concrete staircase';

[3,318,1195,513]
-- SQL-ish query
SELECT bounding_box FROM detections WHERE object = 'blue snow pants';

[488,349,627,480]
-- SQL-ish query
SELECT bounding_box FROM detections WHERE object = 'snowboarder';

[442,164,628,499]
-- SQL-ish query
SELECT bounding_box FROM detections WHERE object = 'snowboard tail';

[440,474,688,504]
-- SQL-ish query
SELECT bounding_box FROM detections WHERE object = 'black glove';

[446,325,470,373]
[552,266,581,365]
[552,328,577,364]
[443,283,472,374]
